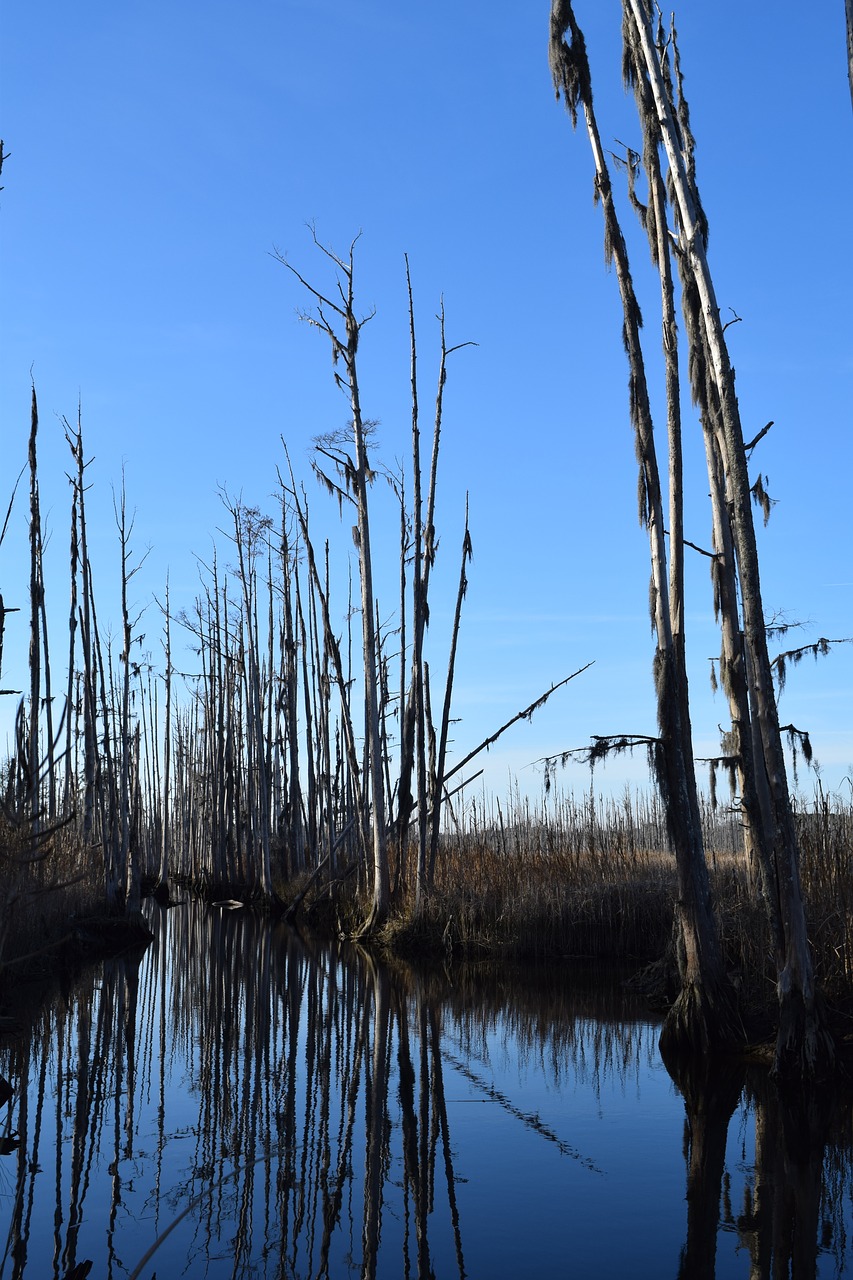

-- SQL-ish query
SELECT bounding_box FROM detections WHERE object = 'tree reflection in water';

[0,902,851,1278]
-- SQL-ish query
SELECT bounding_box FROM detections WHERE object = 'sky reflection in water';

[0,901,851,1279]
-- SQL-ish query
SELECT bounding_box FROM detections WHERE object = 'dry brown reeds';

[319,784,853,1028]
[341,789,689,965]
[0,809,101,975]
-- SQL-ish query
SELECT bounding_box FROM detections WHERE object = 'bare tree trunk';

[405,261,429,911]
[296,565,320,865]
[846,0,853,111]
[623,0,783,994]
[428,502,472,886]
[27,387,42,831]
[348,340,389,929]
[89,578,121,908]
[286,468,368,868]
[39,558,56,824]
[395,464,411,895]
[394,284,472,902]
[279,504,305,875]
[64,441,80,818]
[624,0,831,1079]
[114,474,148,916]
[279,239,389,931]
[117,480,133,910]
[66,414,97,847]
[126,721,142,914]
[229,500,274,899]
[158,577,172,891]
[550,0,737,1055]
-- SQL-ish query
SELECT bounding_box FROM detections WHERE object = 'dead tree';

[115,476,145,914]
[551,0,833,1077]
[847,0,853,111]
[395,267,475,907]
[227,498,276,900]
[65,414,98,846]
[623,0,832,1079]
[549,0,738,1056]
[156,577,172,893]
[277,237,390,932]
[27,387,43,830]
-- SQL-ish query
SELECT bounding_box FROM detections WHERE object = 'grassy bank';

[299,787,853,1025]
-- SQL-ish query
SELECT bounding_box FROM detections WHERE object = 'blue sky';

[2,2,852,804]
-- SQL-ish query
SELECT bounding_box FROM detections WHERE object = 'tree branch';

[443,663,594,783]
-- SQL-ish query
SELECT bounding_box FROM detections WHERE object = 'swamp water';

[0,901,852,1279]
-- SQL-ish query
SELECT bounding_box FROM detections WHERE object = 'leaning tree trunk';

[621,1,788,974]
[623,4,793,1002]
[550,0,738,1056]
[624,0,832,1080]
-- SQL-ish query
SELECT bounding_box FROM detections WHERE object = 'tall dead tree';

[157,577,172,893]
[27,387,43,829]
[231,500,276,899]
[551,0,833,1077]
[65,413,97,846]
[277,503,305,876]
[277,237,390,932]
[624,0,831,1079]
[846,0,853,110]
[549,0,738,1057]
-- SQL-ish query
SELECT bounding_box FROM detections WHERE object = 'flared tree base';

[774,985,835,1084]
[659,976,743,1064]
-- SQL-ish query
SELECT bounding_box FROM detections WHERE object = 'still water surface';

[0,901,851,1278]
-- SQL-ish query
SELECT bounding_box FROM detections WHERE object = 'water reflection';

[0,904,851,1278]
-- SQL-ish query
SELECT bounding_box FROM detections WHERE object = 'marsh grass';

[307,787,853,1019]
[0,811,102,981]
[797,794,853,999]
[324,790,704,964]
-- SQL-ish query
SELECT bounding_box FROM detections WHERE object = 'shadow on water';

[0,902,851,1278]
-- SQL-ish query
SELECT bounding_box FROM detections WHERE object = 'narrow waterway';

[0,901,851,1279]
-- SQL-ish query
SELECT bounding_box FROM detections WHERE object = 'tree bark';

[279,240,390,930]
[624,0,832,1079]
[27,387,41,831]
[550,0,738,1055]
[846,0,853,112]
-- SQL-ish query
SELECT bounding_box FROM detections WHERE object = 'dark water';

[0,902,851,1279]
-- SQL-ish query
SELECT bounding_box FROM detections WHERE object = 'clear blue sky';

[2,2,852,804]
